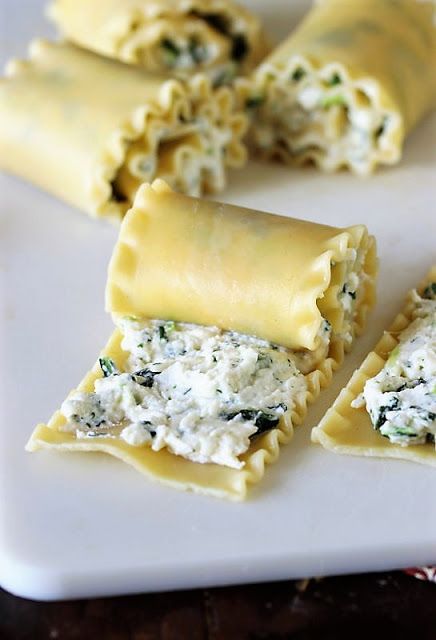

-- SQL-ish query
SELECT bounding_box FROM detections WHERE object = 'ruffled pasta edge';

[311,265,436,464]
[26,243,376,500]
[26,328,346,500]
[91,71,247,221]
[5,39,247,222]
[239,53,406,175]
[105,181,377,351]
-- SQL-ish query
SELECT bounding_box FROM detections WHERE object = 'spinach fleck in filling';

[61,319,308,469]
[158,12,249,75]
[354,283,436,446]
[248,62,393,174]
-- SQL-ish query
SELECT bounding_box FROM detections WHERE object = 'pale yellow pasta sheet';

[48,0,269,82]
[106,180,377,351]
[27,182,377,499]
[242,0,436,174]
[312,266,436,466]
[0,40,247,220]
[27,329,342,500]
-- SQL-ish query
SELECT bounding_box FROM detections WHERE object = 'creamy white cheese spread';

[60,246,369,469]
[250,65,392,175]
[337,245,367,346]
[353,283,436,445]
[116,112,235,200]
[61,319,308,469]
[132,16,250,84]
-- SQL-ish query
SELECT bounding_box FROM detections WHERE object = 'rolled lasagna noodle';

[0,40,247,220]
[48,0,269,83]
[312,266,436,465]
[27,180,377,499]
[244,0,436,175]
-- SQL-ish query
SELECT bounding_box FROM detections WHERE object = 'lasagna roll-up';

[48,0,269,84]
[27,180,377,500]
[244,0,436,175]
[312,267,436,466]
[0,40,247,221]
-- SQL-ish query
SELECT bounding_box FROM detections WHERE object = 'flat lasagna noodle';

[27,329,343,500]
[0,40,247,221]
[312,266,436,465]
[48,0,269,83]
[242,0,436,175]
[26,181,377,500]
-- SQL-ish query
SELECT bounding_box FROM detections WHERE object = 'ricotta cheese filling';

[61,319,309,469]
[247,63,397,175]
[120,13,250,82]
[113,111,235,201]
[59,247,368,468]
[353,283,436,446]
[336,245,368,346]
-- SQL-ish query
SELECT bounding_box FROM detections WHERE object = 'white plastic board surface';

[0,0,435,602]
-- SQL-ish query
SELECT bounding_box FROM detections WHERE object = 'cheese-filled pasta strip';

[27,181,377,499]
[48,0,269,84]
[0,40,247,220]
[106,180,377,351]
[242,0,436,175]
[312,266,436,466]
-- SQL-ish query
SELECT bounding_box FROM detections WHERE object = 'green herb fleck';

[254,412,280,435]
[387,345,400,366]
[158,321,175,341]
[189,37,208,64]
[375,116,388,138]
[321,94,346,108]
[99,357,118,378]
[161,38,180,66]
[134,368,159,388]
[165,320,176,333]
[375,398,400,429]
[423,282,436,300]
[245,95,264,109]
[291,67,306,82]
[220,409,280,436]
[213,66,236,86]
[342,284,356,299]
[327,73,342,86]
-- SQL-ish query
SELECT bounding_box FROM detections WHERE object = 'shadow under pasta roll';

[0,40,248,221]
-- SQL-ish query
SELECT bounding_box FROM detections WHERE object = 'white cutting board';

[1,0,436,602]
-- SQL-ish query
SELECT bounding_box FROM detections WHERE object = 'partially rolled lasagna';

[0,40,247,220]
[242,0,436,175]
[312,266,436,466]
[48,0,269,84]
[27,180,377,499]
